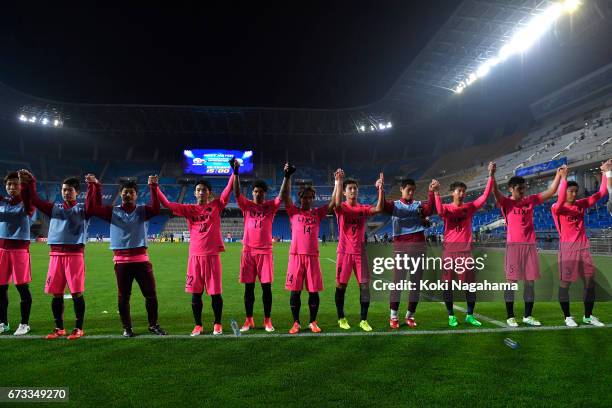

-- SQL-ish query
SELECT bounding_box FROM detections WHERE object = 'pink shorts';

[505,243,540,281]
[336,252,369,285]
[186,254,223,295]
[0,248,32,286]
[442,250,475,283]
[240,251,274,284]
[558,248,595,282]
[285,254,323,292]
[45,253,86,294]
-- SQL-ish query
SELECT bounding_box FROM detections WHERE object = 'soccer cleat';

[583,315,604,327]
[338,317,350,330]
[45,328,66,339]
[506,317,519,327]
[389,317,399,330]
[308,321,321,333]
[465,315,482,327]
[0,323,11,334]
[522,316,541,326]
[148,324,167,336]
[564,317,578,328]
[122,327,135,338]
[240,317,255,332]
[289,321,301,334]
[13,324,30,336]
[213,324,223,335]
[263,317,275,333]
[191,325,203,337]
[448,315,458,327]
[359,320,372,332]
[405,317,417,328]
[67,329,84,340]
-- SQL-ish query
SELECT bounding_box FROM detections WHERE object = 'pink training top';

[335,201,372,254]
[287,203,328,255]
[497,193,543,244]
[237,194,281,254]
[551,173,608,245]
[156,175,234,255]
[435,177,493,250]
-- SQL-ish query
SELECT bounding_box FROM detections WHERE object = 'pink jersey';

[335,202,372,255]
[552,174,608,245]
[497,193,542,243]
[237,195,281,254]
[435,177,492,249]
[287,203,328,255]
[156,176,233,255]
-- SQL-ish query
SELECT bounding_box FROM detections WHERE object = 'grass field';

[1,242,611,407]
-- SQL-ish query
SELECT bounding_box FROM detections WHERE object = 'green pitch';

[1,242,611,407]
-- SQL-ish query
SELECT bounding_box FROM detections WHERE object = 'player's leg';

[256,253,275,332]
[504,279,518,327]
[522,244,541,326]
[45,295,65,339]
[12,250,33,336]
[210,294,223,334]
[0,284,8,333]
[133,262,165,335]
[335,253,352,328]
[67,293,85,339]
[239,251,256,331]
[206,254,224,335]
[464,291,481,326]
[581,252,603,326]
[289,291,302,334]
[114,263,135,336]
[14,284,32,335]
[286,254,305,333]
[45,256,66,338]
[307,292,321,332]
[65,254,86,339]
[304,255,323,333]
[187,255,205,335]
[504,243,520,326]
[558,280,576,327]
[191,292,204,336]
[522,280,540,326]
[441,253,457,327]
[389,263,407,329]
[356,253,372,332]
[261,282,274,332]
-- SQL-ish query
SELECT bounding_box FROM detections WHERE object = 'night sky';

[0,1,459,108]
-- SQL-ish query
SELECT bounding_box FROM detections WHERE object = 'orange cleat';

[191,325,203,337]
[45,328,66,339]
[389,318,400,330]
[289,321,301,334]
[263,317,275,333]
[213,324,223,335]
[405,317,417,328]
[240,317,255,332]
[308,321,322,333]
[67,329,84,340]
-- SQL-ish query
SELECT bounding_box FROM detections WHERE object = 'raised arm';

[85,175,112,221]
[555,172,568,211]
[370,172,385,215]
[144,175,160,220]
[18,170,49,216]
[334,168,344,209]
[327,171,341,213]
[431,179,446,217]
[230,158,241,198]
[472,162,495,210]
[421,185,436,216]
[605,160,612,211]
[156,185,191,216]
[219,173,235,207]
[540,166,566,202]
[279,163,295,207]
[578,170,608,208]
[491,172,506,205]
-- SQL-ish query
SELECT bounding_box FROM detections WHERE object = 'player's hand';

[375,172,384,190]
[488,162,496,176]
[85,174,99,184]
[148,175,159,185]
[430,179,440,192]
[284,162,296,178]
[557,165,568,178]
[18,169,33,183]
[229,157,240,174]
[334,168,344,181]
[601,159,612,173]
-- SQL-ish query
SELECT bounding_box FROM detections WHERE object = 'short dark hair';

[4,171,18,183]
[120,180,139,192]
[508,176,525,189]
[449,181,467,191]
[298,186,317,198]
[194,179,212,192]
[62,177,81,192]
[401,178,416,188]
[252,179,268,192]
[566,181,579,190]
[343,179,358,191]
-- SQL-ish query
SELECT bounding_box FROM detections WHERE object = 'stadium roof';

[0,0,608,139]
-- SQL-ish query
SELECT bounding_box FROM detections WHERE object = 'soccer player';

[432,162,495,327]
[382,178,436,329]
[231,159,283,333]
[154,172,234,336]
[19,170,90,340]
[282,163,341,334]
[87,174,166,337]
[552,163,608,327]
[492,166,564,327]
[605,159,612,215]
[334,171,385,332]
[0,171,34,336]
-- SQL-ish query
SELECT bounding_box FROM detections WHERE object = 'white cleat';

[522,316,541,326]
[583,315,604,327]
[564,316,578,328]
[13,324,31,336]
[506,317,519,328]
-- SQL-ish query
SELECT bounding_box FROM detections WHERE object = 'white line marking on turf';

[324,255,506,327]
[0,324,609,340]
